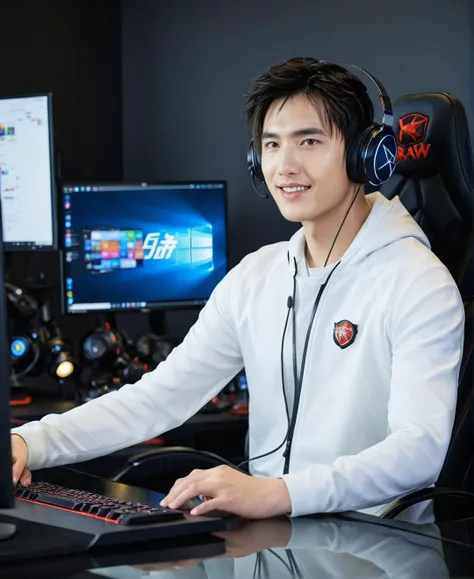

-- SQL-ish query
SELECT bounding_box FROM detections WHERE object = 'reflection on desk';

[88,514,458,579]
[5,508,474,578]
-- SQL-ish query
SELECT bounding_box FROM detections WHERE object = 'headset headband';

[341,63,394,128]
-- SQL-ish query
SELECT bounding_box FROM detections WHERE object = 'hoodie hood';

[287,192,430,276]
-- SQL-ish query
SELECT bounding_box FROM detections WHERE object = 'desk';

[3,503,474,578]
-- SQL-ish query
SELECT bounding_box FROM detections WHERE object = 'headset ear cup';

[362,126,398,186]
[247,140,265,183]
[346,124,379,184]
[136,332,174,366]
[346,124,397,187]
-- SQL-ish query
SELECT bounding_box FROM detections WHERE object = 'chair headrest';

[394,93,473,226]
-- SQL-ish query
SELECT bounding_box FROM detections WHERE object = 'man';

[11,58,464,520]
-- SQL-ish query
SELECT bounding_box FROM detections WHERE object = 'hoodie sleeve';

[282,261,465,517]
[11,269,244,471]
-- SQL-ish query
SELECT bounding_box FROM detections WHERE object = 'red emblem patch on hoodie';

[333,320,358,349]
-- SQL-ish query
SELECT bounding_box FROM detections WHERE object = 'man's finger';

[161,469,210,507]
[167,483,203,510]
[167,480,215,510]
[12,461,25,485]
[190,497,223,516]
[20,468,32,487]
[161,481,187,507]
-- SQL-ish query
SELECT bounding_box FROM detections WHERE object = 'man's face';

[260,94,356,224]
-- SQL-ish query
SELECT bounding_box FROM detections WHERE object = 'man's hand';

[160,465,292,519]
[11,434,31,486]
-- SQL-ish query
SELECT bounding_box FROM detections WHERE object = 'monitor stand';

[149,310,168,336]
[0,523,16,540]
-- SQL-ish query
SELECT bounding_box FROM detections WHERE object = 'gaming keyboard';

[14,481,184,525]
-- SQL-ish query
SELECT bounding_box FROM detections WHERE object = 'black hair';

[244,57,374,157]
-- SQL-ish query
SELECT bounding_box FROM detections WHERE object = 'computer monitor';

[0,93,57,250]
[0,173,15,515]
[60,182,228,314]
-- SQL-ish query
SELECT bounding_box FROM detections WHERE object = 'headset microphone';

[287,296,293,308]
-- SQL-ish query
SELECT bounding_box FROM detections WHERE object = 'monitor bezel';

[0,171,14,509]
[59,180,229,316]
[0,92,58,251]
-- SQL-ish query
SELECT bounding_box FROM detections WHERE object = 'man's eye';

[302,138,320,146]
[263,141,278,149]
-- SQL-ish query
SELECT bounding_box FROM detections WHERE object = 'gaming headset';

[247,61,397,192]
[135,332,174,367]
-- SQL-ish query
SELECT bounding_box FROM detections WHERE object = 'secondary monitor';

[61,182,228,314]
[0,171,15,517]
[0,94,57,250]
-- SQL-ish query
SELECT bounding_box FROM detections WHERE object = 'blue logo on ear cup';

[373,134,397,184]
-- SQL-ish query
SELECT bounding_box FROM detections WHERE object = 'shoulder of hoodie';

[363,193,459,292]
[365,235,455,284]
[364,236,463,317]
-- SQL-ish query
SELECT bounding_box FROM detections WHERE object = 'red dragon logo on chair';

[397,113,431,161]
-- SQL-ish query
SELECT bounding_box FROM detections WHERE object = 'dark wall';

[0,0,123,345]
[121,0,474,335]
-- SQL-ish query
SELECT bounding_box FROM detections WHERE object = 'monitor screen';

[61,182,228,314]
[0,94,56,250]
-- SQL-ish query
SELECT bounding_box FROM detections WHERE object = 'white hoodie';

[12,192,465,518]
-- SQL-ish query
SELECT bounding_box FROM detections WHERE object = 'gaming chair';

[378,92,473,296]
[375,92,474,521]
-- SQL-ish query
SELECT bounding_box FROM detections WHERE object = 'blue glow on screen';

[62,184,227,311]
